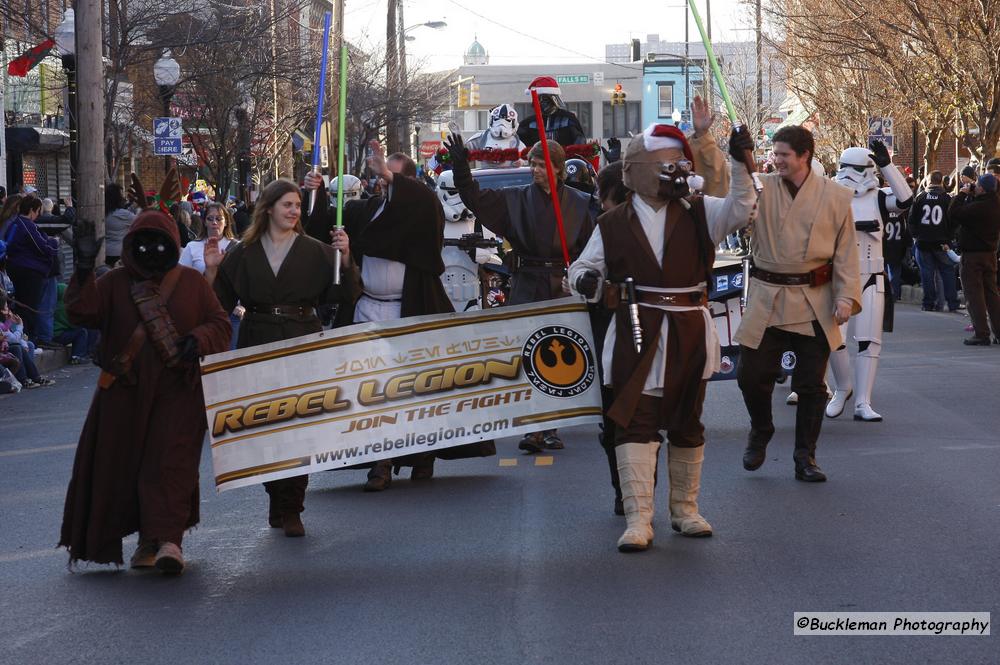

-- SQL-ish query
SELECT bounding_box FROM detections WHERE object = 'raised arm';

[444,132,511,237]
[703,127,758,243]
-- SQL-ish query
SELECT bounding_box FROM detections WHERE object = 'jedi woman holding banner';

[204,179,361,537]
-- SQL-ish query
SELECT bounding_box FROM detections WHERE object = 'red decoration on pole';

[529,89,571,268]
[7,39,55,77]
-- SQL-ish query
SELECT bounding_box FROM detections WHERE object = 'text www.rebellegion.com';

[313,418,511,464]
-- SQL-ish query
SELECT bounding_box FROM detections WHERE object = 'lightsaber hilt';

[741,257,751,308]
[625,277,643,354]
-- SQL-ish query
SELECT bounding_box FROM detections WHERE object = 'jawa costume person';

[568,124,756,552]
[517,76,587,148]
[303,145,494,491]
[59,211,231,573]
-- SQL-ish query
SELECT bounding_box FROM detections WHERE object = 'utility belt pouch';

[809,263,834,287]
[603,282,621,310]
[130,279,182,367]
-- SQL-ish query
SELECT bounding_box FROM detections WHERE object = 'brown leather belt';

[636,289,708,307]
[248,305,318,318]
[750,263,833,287]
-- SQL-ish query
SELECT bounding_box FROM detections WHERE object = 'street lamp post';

[398,18,446,156]
[153,50,181,198]
[55,9,77,201]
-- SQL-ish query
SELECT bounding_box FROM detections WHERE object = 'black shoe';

[794,463,827,482]
[518,434,544,453]
[964,336,991,346]
[282,513,305,537]
[542,433,564,450]
[742,427,773,471]
[921,305,939,312]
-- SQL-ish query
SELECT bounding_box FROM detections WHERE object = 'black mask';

[131,229,178,275]
[657,164,691,200]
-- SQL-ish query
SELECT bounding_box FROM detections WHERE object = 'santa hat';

[525,75,561,96]
[642,124,694,162]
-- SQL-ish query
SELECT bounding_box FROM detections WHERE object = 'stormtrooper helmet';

[487,104,518,140]
[328,174,362,202]
[836,147,879,196]
[436,170,471,222]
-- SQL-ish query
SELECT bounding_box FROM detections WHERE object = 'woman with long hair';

[204,178,360,538]
[181,201,241,348]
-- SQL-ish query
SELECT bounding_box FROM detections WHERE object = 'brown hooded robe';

[59,211,232,565]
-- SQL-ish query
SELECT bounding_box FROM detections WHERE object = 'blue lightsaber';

[308,11,333,216]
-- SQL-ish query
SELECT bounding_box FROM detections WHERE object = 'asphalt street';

[1,303,997,664]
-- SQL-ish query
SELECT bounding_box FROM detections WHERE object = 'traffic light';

[469,82,480,106]
[457,85,469,108]
[611,83,626,106]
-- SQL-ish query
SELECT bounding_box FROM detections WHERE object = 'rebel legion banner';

[201,297,603,491]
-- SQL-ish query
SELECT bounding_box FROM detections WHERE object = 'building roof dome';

[464,36,488,65]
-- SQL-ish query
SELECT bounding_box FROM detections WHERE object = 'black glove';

[869,139,891,168]
[176,335,200,363]
[729,126,756,164]
[602,137,622,163]
[443,133,471,181]
[71,218,103,275]
[575,269,601,299]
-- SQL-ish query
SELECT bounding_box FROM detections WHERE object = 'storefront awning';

[5,126,69,153]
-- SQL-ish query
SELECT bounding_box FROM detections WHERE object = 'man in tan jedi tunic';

[735,125,861,482]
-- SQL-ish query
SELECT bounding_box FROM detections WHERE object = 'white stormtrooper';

[328,174,362,202]
[437,169,502,312]
[826,140,912,421]
[466,103,526,168]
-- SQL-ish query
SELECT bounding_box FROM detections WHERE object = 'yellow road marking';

[534,456,554,466]
[498,458,518,467]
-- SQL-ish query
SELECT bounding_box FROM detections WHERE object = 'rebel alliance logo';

[521,326,596,398]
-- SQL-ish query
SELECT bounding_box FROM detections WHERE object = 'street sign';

[555,74,590,85]
[868,116,894,154]
[593,72,605,86]
[153,116,183,156]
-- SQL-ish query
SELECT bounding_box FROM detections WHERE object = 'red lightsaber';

[529,89,571,267]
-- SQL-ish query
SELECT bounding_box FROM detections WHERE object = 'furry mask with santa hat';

[623,124,705,203]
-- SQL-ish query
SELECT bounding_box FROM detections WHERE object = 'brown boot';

[282,513,305,537]
[411,455,435,480]
[154,542,184,575]
[364,460,393,492]
[268,495,282,528]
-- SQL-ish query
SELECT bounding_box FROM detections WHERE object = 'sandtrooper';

[825,140,912,421]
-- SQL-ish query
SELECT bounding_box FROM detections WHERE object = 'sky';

[344,0,759,73]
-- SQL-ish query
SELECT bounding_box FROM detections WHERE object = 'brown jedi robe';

[600,195,716,429]
[59,213,232,565]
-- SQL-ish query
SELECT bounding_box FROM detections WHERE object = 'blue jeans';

[915,247,959,310]
[9,343,40,383]
[54,328,99,359]
[35,277,58,343]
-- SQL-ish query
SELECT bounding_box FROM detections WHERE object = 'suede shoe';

[517,433,544,454]
[282,513,305,538]
[130,539,158,569]
[411,456,435,480]
[154,542,185,574]
[363,460,392,492]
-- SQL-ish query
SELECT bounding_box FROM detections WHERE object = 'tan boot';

[616,442,659,552]
[130,538,158,569]
[667,444,713,537]
[154,542,185,575]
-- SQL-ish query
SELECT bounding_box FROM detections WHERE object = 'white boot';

[825,347,854,418]
[616,442,659,552]
[786,391,798,405]
[853,353,883,422]
[667,445,713,537]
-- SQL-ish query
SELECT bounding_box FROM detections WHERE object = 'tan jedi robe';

[734,171,862,351]
[690,133,729,198]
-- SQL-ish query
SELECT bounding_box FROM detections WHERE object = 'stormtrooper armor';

[437,169,501,312]
[328,174,362,202]
[466,104,526,168]
[827,145,912,421]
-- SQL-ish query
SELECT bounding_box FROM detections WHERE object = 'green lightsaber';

[686,0,737,123]
[333,44,348,284]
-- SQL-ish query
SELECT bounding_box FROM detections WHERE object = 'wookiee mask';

[131,228,179,275]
